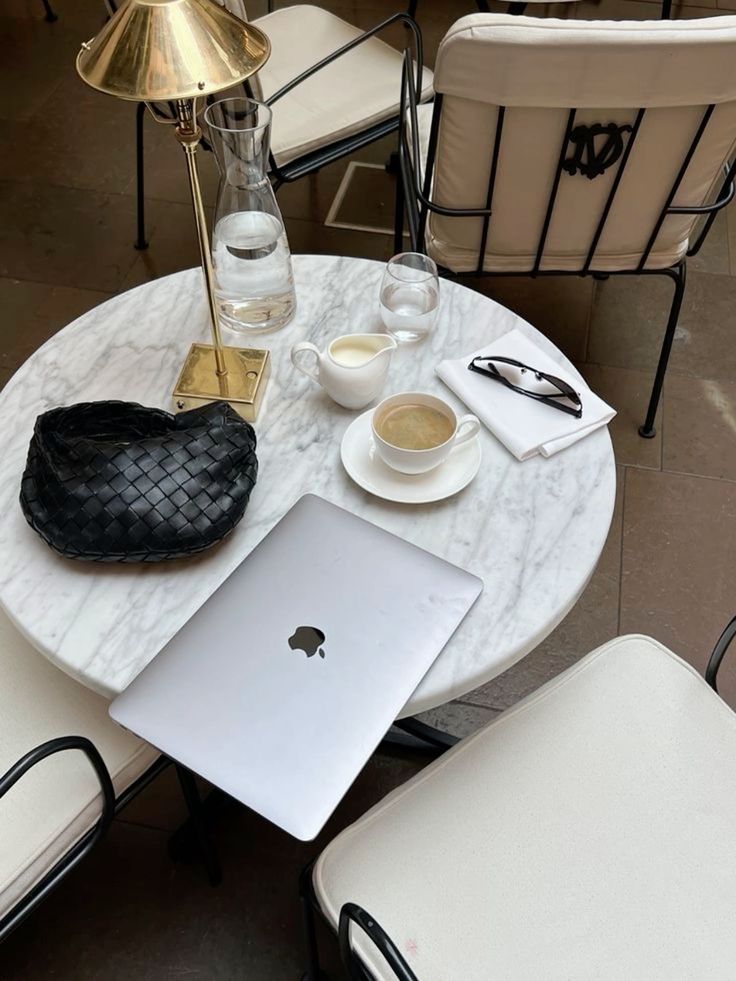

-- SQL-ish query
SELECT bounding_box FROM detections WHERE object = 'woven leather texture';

[19,400,258,562]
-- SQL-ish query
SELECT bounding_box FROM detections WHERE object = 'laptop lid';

[110,494,482,840]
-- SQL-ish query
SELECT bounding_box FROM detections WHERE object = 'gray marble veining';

[0,255,615,715]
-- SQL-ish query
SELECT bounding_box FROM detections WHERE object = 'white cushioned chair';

[0,609,164,940]
[398,15,736,438]
[302,623,736,979]
[117,0,433,249]
[409,0,582,19]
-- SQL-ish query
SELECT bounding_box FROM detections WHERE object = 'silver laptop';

[110,494,482,840]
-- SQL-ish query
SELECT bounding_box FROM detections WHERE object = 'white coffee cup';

[372,392,480,475]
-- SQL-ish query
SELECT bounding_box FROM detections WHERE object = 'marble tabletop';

[0,255,615,717]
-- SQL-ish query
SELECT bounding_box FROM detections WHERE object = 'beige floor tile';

[663,373,736,481]
[122,117,221,210]
[0,276,108,324]
[674,2,730,13]
[115,764,191,834]
[588,269,736,381]
[417,700,501,738]
[620,468,736,708]
[577,362,662,468]
[465,465,624,711]
[285,216,394,262]
[0,276,51,323]
[0,12,94,121]
[727,201,736,276]
[2,0,106,31]
[276,158,351,223]
[687,211,730,276]
[34,284,111,326]
[0,182,140,292]
[328,163,398,234]
[0,279,110,372]
[571,0,671,17]
[1,315,67,374]
[0,77,135,195]
[278,134,399,224]
[119,200,214,291]
[464,275,594,363]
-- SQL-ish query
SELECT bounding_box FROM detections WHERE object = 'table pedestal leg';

[170,766,225,886]
[380,717,460,756]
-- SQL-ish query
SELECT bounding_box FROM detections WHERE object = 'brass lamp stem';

[175,98,228,378]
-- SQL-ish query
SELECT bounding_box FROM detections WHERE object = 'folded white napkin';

[436,329,615,461]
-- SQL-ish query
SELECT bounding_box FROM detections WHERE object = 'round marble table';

[0,255,615,716]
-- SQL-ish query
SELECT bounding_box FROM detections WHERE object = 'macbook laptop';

[110,494,482,840]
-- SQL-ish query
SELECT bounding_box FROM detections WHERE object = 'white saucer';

[340,409,482,504]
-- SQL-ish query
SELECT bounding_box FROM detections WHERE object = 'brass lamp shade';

[77,0,270,102]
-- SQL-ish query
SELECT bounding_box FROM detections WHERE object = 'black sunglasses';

[468,356,583,418]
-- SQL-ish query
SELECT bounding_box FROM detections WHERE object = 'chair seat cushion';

[0,611,159,921]
[314,635,736,980]
[252,5,433,167]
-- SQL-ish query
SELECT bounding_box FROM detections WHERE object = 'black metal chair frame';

[0,739,220,942]
[124,9,424,251]
[395,49,736,438]
[300,614,736,981]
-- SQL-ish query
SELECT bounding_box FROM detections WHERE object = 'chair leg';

[660,0,673,16]
[393,162,406,256]
[300,865,328,981]
[507,2,527,13]
[41,0,57,21]
[638,262,686,439]
[135,102,149,251]
[407,0,418,18]
[174,765,222,887]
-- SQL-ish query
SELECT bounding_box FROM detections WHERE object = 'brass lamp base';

[172,343,270,422]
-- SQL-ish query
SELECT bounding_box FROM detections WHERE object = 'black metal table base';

[167,718,457,892]
[383,717,459,755]
[168,765,225,886]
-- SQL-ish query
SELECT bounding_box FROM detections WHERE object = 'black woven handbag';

[19,400,258,562]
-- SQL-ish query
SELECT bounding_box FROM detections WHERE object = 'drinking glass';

[379,253,439,343]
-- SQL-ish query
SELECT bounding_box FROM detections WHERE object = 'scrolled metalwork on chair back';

[399,16,736,278]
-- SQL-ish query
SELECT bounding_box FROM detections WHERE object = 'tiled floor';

[1,0,735,976]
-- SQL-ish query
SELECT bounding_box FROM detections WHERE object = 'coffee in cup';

[372,392,480,475]
[376,403,455,451]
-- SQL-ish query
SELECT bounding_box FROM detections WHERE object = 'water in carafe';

[205,98,296,333]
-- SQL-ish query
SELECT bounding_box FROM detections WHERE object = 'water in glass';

[379,253,439,343]
[380,281,439,342]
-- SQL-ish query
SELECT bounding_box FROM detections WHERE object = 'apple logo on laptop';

[288,625,326,659]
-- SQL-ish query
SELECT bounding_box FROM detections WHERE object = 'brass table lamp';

[77,0,272,421]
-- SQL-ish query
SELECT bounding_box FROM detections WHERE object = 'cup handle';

[454,414,481,447]
[291,342,321,383]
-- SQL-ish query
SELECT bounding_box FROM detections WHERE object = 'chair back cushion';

[425,15,736,272]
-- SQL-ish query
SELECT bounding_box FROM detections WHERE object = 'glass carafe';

[204,98,296,333]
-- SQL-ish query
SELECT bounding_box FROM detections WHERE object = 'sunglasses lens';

[543,372,580,403]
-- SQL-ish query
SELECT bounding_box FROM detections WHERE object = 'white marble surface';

[0,255,615,716]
